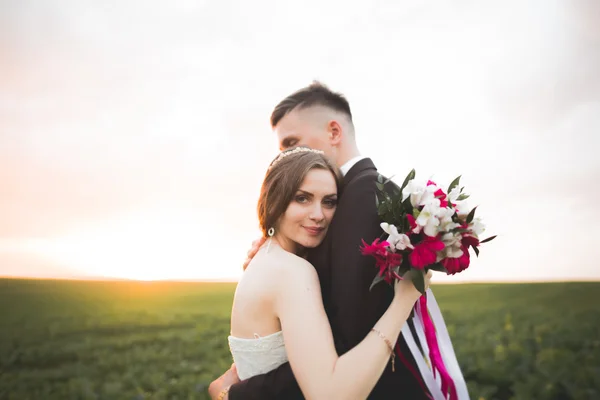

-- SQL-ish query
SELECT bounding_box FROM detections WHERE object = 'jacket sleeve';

[228,362,299,400]
[328,174,395,355]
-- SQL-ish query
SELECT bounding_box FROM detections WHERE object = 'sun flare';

[31,210,242,281]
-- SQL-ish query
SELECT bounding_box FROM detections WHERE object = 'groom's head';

[270,81,359,168]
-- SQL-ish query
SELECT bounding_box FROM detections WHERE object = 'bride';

[222,147,431,400]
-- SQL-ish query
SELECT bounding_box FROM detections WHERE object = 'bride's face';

[276,168,338,253]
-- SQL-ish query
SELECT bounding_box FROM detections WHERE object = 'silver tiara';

[268,147,325,170]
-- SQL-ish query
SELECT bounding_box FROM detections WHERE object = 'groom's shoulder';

[344,168,385,192]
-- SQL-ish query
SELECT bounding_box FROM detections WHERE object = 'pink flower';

[360,239,403,282]
[360,238,389,257]
[406,214,418,232]
[409,236,445,269]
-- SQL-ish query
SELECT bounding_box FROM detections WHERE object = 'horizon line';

[1,275,599,285]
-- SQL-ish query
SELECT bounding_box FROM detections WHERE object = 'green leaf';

[479,235,497,244]
[409,268,426,295]
[413,208,421,219]
[466,206,478,224]
[400,169,416,192]
[473,246,480,257]
[457,193,470,201]
[383,175,396,185]
[447,175,461,194]
[375,182,385,192]
[369,273,386,291]
[428,263,448,274]
[399,264,410,276]
[377,174,384,184]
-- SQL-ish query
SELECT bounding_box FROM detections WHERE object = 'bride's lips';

[303,226,325,236]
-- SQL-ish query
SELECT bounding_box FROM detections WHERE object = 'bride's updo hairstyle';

[257,147,341,238]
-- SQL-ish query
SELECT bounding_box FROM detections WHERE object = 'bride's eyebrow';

[296,190,337,199]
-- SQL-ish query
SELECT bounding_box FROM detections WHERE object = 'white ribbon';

[402,289,470,400]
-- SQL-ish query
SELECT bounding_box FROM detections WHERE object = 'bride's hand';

[393,269,433,301]
[208,363,240,400]
[242,237,266,270]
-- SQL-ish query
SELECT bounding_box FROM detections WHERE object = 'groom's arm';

[227,362,300,400]
[329,175,394,354]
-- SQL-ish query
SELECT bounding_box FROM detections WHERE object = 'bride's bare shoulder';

[251,247,318,282]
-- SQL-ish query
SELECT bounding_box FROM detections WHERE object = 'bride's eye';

[323,199,337,208]
[295,195,308,203]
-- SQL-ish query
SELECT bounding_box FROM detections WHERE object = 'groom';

[211,82,441,399]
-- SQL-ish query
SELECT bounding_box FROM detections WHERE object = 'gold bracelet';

[371,328,396,372]
[217,386,231,400]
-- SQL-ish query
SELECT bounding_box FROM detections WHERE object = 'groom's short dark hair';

[270,81,353,128]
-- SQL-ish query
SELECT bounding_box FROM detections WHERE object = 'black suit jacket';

[228,158,428,400]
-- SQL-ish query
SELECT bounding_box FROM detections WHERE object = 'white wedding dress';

[228,331,289,380]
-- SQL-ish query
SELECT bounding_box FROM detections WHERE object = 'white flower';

[437,207,460,232]
[419,184,441,207]
[381,222,414,250]
[455,200,471,217]
[416,203,441,237]
[402,180,423,205]
[445,246,464,258]
[448,186,462,203]
[441,233,463,257]
[436,207,454,220]
[470,217,486,237]
[423,218,440,237]
[402,180,441,207]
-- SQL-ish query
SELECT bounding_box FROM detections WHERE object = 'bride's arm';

[276,258,423,400]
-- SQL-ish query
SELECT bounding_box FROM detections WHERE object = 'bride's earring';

[266,227,275,253]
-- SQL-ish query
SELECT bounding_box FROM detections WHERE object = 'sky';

[1,0,599,282]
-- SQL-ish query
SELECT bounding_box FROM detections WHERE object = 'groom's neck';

[336,144,361,168]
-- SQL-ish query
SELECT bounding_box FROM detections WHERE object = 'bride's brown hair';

[257,147,341,239]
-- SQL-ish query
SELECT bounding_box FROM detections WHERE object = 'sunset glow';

[1,1,599,282]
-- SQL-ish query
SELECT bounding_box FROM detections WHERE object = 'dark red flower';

[441,244,471,275]
[441,257,461,275]
[461,235,479,249]
[458,246,471,270]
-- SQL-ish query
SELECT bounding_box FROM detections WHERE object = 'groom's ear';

[328,120,343,146]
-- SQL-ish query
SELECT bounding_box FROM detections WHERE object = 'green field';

[1,279,599,400]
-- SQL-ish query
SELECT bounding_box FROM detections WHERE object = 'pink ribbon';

[418,295,458,400]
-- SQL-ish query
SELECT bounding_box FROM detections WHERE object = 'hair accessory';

[268,147,325,171]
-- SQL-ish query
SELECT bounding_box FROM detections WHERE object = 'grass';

[1,279,599,400]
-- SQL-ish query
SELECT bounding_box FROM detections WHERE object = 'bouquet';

[360,169,496,400]
[361,169,496,294]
